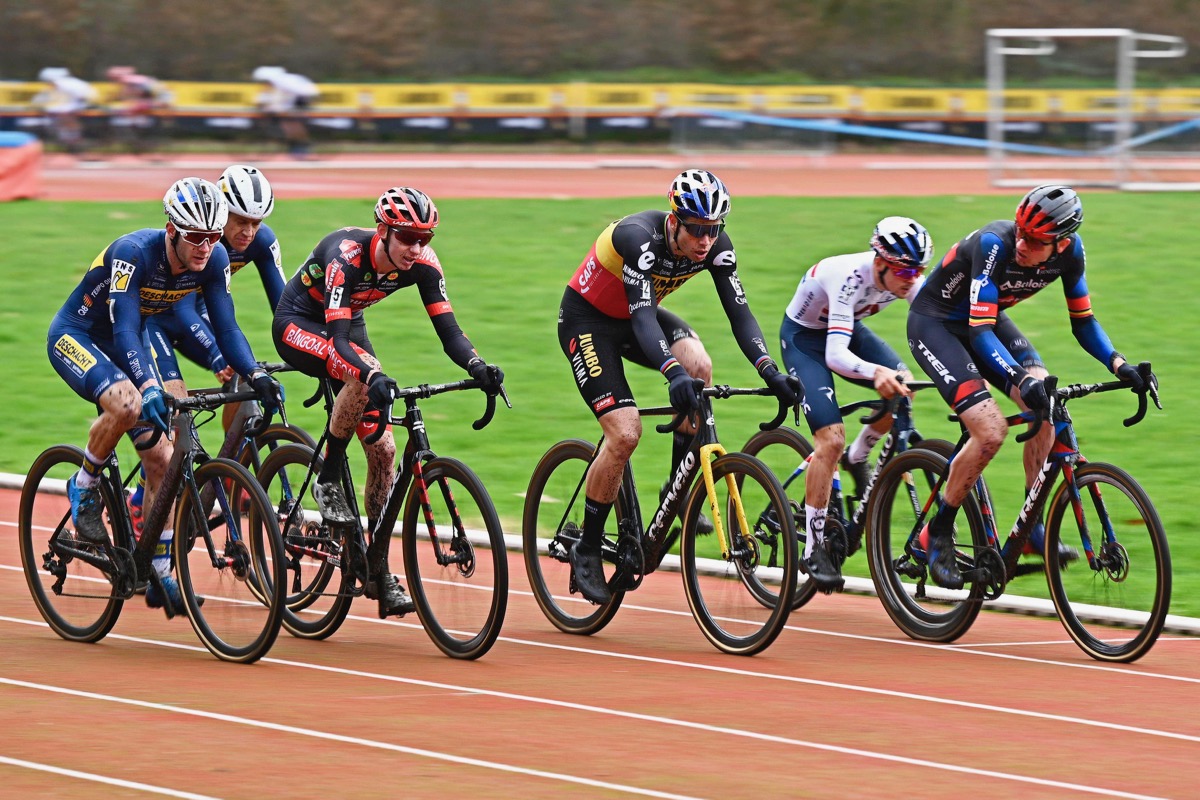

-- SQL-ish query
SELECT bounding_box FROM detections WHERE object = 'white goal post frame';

[986,27,1197,191]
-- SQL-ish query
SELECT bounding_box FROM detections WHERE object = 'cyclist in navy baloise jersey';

[557,169,799,604]
[272,186,504,618]
[779,216,933,593]
[907,185,1150,590]
[46,177,284,612]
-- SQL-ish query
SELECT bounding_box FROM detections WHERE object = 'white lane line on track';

[0,668,1169,800]
[0,614,1191,799]
[0,755,222,799]
[0,675,704,800]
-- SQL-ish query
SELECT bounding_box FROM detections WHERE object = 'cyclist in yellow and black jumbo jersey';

[272,186,503,619]
[46,177,284,613]
[557,169,799,605]
[908,185,1150,590]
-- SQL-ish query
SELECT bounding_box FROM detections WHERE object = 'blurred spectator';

[106,66,172,154]
[254,66,318,157]
[33,67,97,155]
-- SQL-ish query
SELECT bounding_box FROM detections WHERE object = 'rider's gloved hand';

[467,358,505,394]
[760,363,799,407]
[1018,375,1050,411]
[1114,360,1146,391]
[666,368,701,414]
[249,370,285,415]
[366,371,397,410]
[140,384,170,433]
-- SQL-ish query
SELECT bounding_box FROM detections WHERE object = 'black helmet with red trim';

[374,186,438,231]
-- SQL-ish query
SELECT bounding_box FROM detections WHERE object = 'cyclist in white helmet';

[47,177,284,614]
[779,216,933,593]
[131,165,286,529]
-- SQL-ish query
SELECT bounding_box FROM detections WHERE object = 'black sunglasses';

[390,227,435,247]
[675,214,724,239]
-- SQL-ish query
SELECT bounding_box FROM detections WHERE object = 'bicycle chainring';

[110,545,138,598]
[615,533,645,591]
[972,546,1007,600]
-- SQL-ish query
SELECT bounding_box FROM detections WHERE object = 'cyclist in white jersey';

[779,217,932,592]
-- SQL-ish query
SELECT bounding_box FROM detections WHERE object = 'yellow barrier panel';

[667,84,758,110]
[859,88,953,115]
[758,86,854,114]
[461,84,561,111]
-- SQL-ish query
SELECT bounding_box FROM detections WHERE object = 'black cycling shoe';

[366,573,416,618]
[840,449,871,509]
[569,539,611,605]
[801,543,845,594]
[312,481,357,526]
[925,524,964,590]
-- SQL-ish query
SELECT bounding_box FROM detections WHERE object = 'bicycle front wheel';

[402,456,508,659]
[680,452,798,656]
[866,448,987,642]
[739,426,816,611]
[175,457,286,663]
[522,439,625,635]
[1045,462,1170,663]
[256,443,353,640]
[239,421,318,474]
[19,445,127,643]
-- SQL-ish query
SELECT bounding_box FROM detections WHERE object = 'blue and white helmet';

[219,164,274,220]
[870,216,933,268]
[163,177,228,232]
[667,169,731,222]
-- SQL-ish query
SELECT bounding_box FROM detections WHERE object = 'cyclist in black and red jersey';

[908,185,1151,590]
[557,169,799,604]
[272,186,504,618]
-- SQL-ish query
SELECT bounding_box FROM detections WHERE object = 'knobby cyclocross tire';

[738,426,817,611]
[1044,461,1171,663]
[680,452,799,656]
[256,443,353,640]
[865,448,987,643]
[174,456,286,663]
[402,456,508,659]
[522,439,626,635]
[19,445,128,643]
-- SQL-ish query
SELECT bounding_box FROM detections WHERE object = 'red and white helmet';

[375,186,438,231]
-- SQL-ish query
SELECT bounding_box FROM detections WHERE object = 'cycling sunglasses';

[389,227,435,247]
[886,262,925,279]
[1016,226,1055,247]
[177,228,223,247]
[674,214,724,239]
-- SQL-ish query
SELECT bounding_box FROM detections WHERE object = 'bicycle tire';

[1045,461,1171,663]
[256,443,353,640]
[240,421,318,473]
[522,439,626,635]
[680,452,798,655]
[174,457,286,663]
[866,448,987,643]
[402,456,508,659]
[19,445,127,643]
[738,426,817,611]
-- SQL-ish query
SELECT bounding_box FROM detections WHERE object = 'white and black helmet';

[219,164,274,220]
[870,216,933,268]
[163,177,228,232]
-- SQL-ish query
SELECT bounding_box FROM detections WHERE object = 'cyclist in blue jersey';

[908,185,1151,589]
[46,177,284,613]
[133,165,285,528]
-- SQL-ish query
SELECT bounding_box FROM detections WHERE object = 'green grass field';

[3,193,1195,612]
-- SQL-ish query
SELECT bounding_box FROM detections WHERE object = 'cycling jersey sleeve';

[171,292,225,370]
[613,224,678,377]
[200,254,258,377]
[710,253,774,371]
[967,230,1027,390]
[417,264,477,368]
[818,267,879,380]
[1060,238,1117,367]
[107,241,156,388]
[252,226,286,311]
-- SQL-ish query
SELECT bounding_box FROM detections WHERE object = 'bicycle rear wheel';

[1045,461,1170,663]
[739,426,817,610]
[522,439,625,635]
[401,456,508,659]
[19,445,128,643]
[680,452,798,655]
[866,448,987,642]
[256,443,352,640]
[175,457,286,663]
